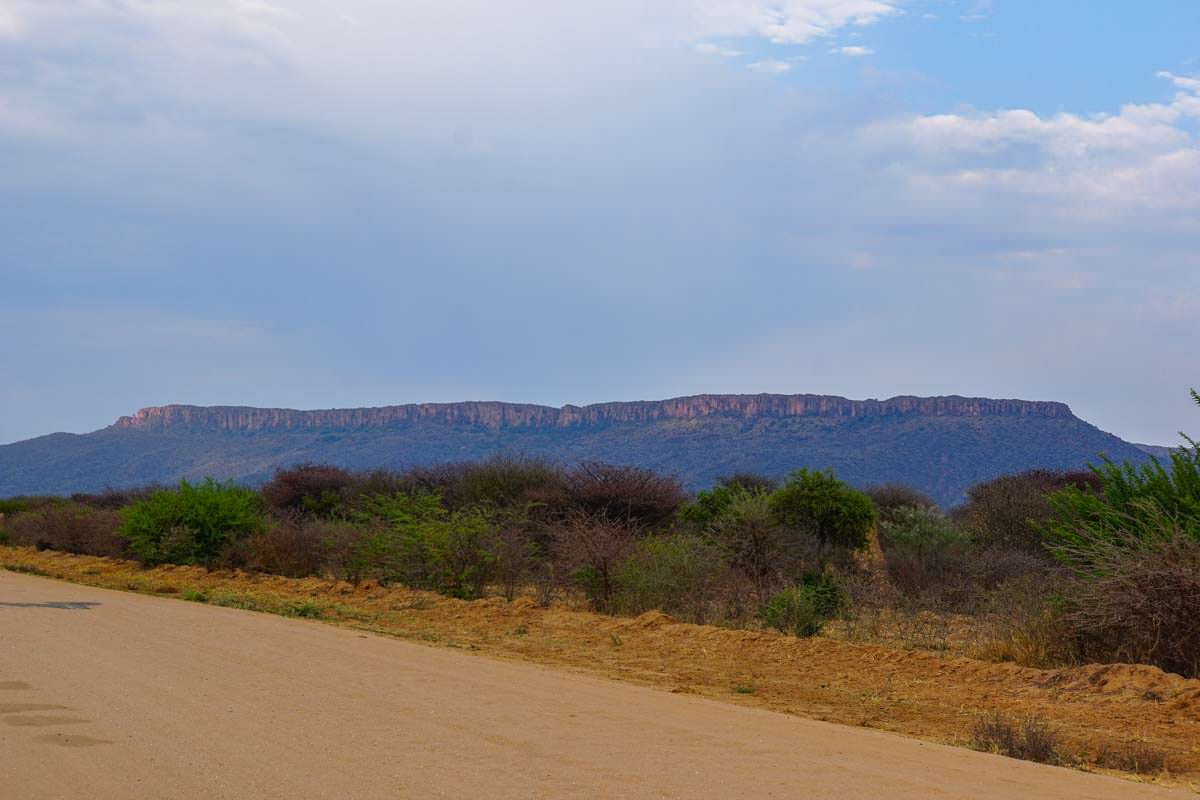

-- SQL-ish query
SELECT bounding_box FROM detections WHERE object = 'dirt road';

[0,571,1190,799]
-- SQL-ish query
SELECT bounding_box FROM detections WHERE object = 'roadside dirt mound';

[4,546,1199,787]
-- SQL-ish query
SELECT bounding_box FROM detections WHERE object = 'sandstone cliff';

[112,394,1073,434]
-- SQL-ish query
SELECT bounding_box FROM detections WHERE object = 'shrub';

[423,454,569,515]
[972,575,1075,668]
[705,491,793,604]
[1052,506,1200,677]
[564,462,686,527]
[552,513,639,612]
[865,484,937,523]
[612,534,725,623]
[1049,458,1200,562]
[1092,740,1167,775]
[260,464,356,517]
[678,483,748,529]
[877,507,972,596]
[768,469,876,551]
[717,472,778,493]
[761,573,842,637]
[69,486,159,510]
[971,713,1061,764]
[354,491,499,598]
[958,470,1103,555]
[491,508,544,601]
[1049,391,1200,550]
[222,515,329,578]
[5,503,128,558]
[120,478,267,566]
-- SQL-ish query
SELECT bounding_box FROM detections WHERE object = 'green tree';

[1048,389,1200,565]
[768,469,877,550]
[120,479,266,566]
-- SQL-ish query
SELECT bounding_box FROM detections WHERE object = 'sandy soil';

[1,569,1194,800]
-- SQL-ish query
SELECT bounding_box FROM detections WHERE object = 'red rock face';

[111,394,1073,434]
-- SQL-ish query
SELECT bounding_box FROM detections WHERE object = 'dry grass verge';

[2,546,1198,788]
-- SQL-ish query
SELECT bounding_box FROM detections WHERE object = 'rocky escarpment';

[112,394,1074,434]
[4,392,1138,504]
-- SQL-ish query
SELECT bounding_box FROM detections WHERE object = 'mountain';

[0,394,1151,506]
[1134,443,1181,461]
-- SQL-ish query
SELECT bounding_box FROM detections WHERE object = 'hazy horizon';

[3,1,1197,446]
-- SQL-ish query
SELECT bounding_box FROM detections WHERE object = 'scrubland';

[3,390,1198,784]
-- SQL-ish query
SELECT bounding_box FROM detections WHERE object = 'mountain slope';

[0,394,1149,505]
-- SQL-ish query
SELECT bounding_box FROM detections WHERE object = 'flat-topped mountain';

[1,393,1148,505]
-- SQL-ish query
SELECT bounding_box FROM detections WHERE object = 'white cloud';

[747,59,793,74]
[835,45,874,56]
[695,42,743,57]
[960,0,992,22]
[687,0,898,45]
[0,6,23,39]
[858,72,1200,223]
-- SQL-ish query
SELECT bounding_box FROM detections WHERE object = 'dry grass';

[2,546,1198,788]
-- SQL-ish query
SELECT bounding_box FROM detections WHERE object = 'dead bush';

[971,713,1061,764]
[5,504,127,558]
[222,515,330,578]
[972,575,1076,668]
[865,484,937,522]
[433,454,569,514]
[551,513,640,612]
[70,486,159,509]
[564,462,686,527]
[261,464,356,517]
[1092,740,1168,775]
[956,470,1102,555]
[1056,514,1200,677]
[716,472,779,493]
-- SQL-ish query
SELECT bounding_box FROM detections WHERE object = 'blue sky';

[1,0,1198,446]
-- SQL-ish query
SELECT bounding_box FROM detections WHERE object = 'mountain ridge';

[112,394,1074,433]
[1,393,1147,506]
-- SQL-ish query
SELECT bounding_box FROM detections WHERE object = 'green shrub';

[355,491,499,598]
[1043,390,1200,676]
[678,484,748,528]
[0,498,32,516]
[878,507,972,595]
[705,490,789,603]
[119,479,267,566]
[612,534,724,623]
[1049,389,1200,563]
[768,469,876,551]
[761,573,842,637]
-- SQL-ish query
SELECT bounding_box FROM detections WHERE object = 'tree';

[1048,388,1200,563]
[768,469,877,550]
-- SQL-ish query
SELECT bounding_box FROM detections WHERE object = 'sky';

[1,0,1198,446]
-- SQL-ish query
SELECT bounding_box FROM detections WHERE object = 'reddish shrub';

[261,464,356,517]
[6,504,127,558]
[956,470,1103,554]
[564,462,685,527]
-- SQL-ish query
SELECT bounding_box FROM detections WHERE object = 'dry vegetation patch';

[2,546,1197,788]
